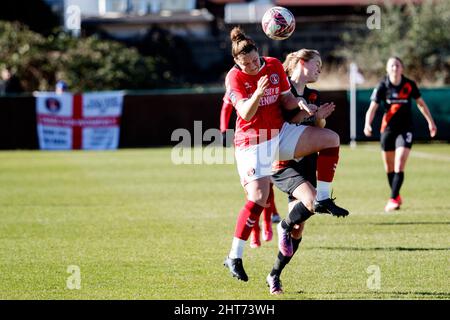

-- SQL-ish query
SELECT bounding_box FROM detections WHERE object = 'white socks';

[229,237,246,259]
[316,181,331,201]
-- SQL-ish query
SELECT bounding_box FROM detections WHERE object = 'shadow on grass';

[371,222,450,226]
[294,290,450,298]
[318,221,450,226]
[308,246,449,251]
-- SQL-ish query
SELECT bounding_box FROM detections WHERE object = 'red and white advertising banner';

[35,91,124,150]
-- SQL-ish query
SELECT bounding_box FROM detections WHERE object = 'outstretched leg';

[293,126,348,217]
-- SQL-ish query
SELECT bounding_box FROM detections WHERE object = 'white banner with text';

[35,91,124,150]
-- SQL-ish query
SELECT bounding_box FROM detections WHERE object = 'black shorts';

[380,130,413,151]
[271,154,317,202]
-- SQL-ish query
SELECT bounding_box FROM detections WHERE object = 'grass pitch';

[0,143,449,300]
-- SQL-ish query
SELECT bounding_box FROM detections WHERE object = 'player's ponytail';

[230,27,258,58]
[230,27,246,43]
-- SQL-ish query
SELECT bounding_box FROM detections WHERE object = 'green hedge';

[338,0,450,85]
[0,21,174,92]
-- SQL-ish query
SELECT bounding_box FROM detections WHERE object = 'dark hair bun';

[230,27,246,42]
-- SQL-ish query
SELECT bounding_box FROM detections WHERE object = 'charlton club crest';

[269,73,279,85]
[45,98,61,113]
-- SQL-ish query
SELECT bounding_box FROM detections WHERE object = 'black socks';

[281,202,313,232]
[387,172,395,188]
[391,171,404,198]
[270,237,302,277]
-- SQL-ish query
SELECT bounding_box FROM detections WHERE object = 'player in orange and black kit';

[220,93,282,248]
[266,49,348,295]
[364,57,437,212]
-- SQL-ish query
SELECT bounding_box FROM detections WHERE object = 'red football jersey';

[225,56,291,148]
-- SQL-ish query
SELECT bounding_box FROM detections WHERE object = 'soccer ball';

[261,6,296,40]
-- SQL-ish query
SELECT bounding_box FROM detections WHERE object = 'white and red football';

[261,6,296,41]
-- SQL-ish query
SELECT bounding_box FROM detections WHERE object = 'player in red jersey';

[265,49,348,294]
[223,27,348,282]
[220,93,281,248]
[364,57,437,212]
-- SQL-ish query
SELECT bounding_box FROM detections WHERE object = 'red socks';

[268,185,278,214]
[262,187,275,227]
[234,200,264,240]
[317,147,339,182]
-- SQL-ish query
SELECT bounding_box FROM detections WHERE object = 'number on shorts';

[406,132,412,143]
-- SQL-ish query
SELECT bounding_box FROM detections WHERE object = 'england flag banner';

[35,91,124,150]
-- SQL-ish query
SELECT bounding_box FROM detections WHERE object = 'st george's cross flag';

[35,91,124,150]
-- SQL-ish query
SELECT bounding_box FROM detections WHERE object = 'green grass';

[0,143,449,299]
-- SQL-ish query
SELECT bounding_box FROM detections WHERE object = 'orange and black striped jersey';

[371,75,421,133]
